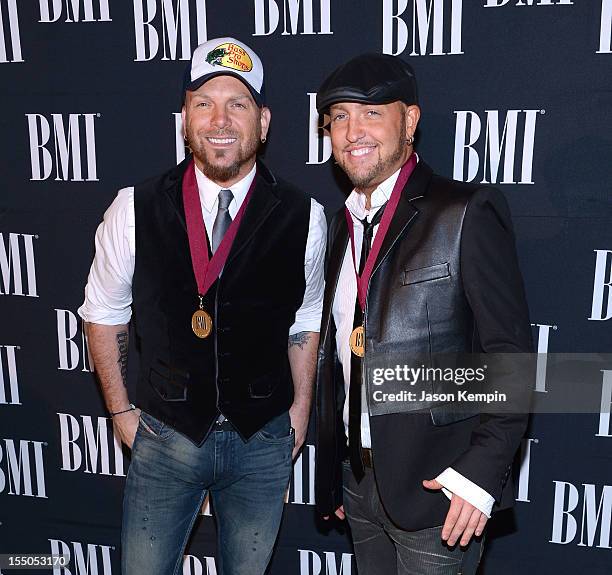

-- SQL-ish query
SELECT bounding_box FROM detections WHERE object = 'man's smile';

[346,145,377,158]
[206,137,237,146]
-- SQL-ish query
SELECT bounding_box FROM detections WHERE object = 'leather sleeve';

[449,186,533,502]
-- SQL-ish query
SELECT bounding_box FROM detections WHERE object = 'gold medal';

[349,325,365,357]
[191,308,213,339]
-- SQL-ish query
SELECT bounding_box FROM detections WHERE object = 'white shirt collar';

[344,153,419,223]
[345,168,401,223]
[195,162,257,214]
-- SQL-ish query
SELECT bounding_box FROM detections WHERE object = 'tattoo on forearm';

[116,331,129,387]
[288,331,311,350]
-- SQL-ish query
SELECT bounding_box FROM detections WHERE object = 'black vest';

[132,157,311,445]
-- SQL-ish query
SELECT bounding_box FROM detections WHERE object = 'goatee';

[200,150,242,183]
[185,127,260,184]
[340,112,408,191]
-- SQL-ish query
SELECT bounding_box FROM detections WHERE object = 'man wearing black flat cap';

[314,53,532,574]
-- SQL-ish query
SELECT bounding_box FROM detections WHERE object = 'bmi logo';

[307,93,332,165]
[0,439,47,498]
[596,369,612,438]
[516,437,539,503]
[453,109,541,184]
[531,322,557,393]
[133,0,207,61]
[0,233,38,297]
[0,0,23,62]
[38,0,111,23]
[551,481,612,548]
[599,0,612,53]
[183,555,217,575]
[174,113,188,164]
[253,0,332,36]
[56,309,94,372]
[0,345,21,405]
[58,413,126,477]
[382,0,463,56]
[49,539,113,575]
[26,113,99,181]
[589,250,612,321]
[299,550,354,575]
[484,0,573,6]
[287,444,315,505]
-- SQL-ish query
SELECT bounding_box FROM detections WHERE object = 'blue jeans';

[121,411,294,575]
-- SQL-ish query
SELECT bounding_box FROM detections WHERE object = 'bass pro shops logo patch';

[205,43,253,73]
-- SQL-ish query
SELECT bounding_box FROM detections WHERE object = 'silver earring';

[261,137,267,144]
[406,135,414,145]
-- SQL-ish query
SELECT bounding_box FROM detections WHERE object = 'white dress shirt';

[79,163,327,336]
[332,166,495,517]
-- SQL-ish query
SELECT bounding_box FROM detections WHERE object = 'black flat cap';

[316,53,418,114]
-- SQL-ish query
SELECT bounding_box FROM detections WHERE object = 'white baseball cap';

[184,37,265,106]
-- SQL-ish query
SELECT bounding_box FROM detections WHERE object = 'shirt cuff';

[289,317,322,335]
[77,303,132,325]
[435,467,494,518]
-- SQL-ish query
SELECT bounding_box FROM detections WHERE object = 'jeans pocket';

[255,412,294,444]
[138,411,175,442]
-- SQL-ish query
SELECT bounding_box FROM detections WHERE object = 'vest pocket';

[248,379,279,399]
[148,366,188,402]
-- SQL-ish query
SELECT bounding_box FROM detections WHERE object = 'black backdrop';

[1,1,611,574]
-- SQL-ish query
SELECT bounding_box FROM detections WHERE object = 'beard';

[337,112,408,191]
[186,125,261,184]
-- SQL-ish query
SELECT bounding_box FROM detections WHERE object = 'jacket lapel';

[371,160,433,275]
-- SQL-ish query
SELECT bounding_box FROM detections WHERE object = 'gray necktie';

[213,189,233,424]
[211,189,234,253]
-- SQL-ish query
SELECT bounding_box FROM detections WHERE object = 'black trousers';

[342,462,484,575]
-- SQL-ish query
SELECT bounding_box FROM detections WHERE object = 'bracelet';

[110,403,136,417]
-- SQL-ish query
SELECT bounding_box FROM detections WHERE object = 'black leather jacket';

[315,160,533,530]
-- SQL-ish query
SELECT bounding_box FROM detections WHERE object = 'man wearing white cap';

[79,38,326,574]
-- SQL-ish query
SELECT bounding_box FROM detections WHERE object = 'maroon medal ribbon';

[345,153,418,311]
[183,159,256,303]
